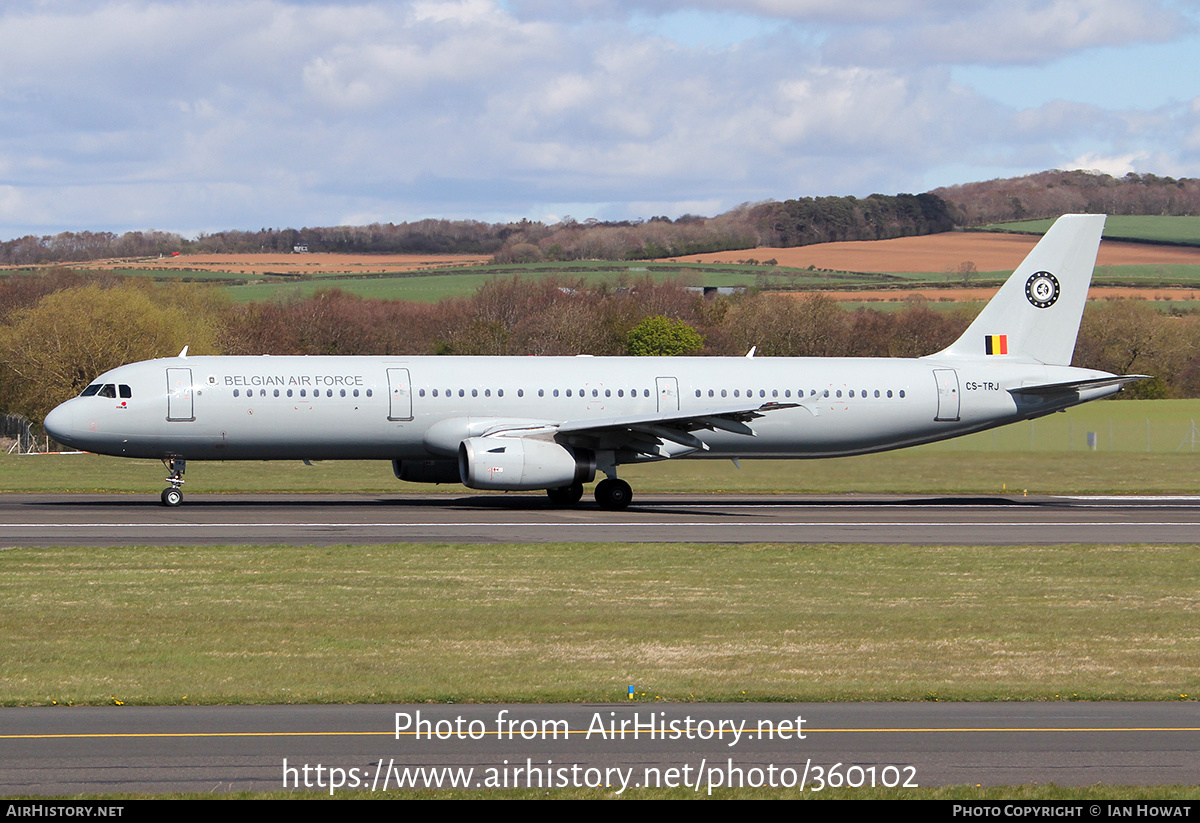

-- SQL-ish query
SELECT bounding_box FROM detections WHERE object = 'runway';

[3,702,1197,794]
[5,492,1198,796]
[2,492,1200,546]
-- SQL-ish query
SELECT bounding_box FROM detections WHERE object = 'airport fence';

[2,413,36,453]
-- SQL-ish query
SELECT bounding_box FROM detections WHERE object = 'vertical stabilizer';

[933,214,1104,366]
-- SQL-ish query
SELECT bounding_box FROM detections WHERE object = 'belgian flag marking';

[985,334,1008,355]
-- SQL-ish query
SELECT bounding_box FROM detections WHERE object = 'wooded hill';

[3,170,1197,267]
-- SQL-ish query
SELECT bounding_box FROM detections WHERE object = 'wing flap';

[482,401,802,461]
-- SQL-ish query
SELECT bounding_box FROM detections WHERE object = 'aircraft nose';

[43,403,75,448]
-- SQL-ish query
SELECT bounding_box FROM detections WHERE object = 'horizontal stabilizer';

[1008,375,1151,397]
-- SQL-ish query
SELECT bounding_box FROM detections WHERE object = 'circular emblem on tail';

[1025,271,1060,308]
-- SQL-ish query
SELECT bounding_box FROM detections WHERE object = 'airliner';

[43,214,1143,508]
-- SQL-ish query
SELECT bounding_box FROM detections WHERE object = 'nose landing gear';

[160,458,185,506]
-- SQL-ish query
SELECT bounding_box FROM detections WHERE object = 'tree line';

[0,273,1193,425]
[8,169,1194,267]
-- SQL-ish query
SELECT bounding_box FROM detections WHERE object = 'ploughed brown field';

[790,287,1200,303]
[36,232,1200,304]
[668,232,1200,272]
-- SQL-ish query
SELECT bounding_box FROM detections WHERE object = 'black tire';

[547,483,584,505]
[594,478,632,510]
[161,487,183,507]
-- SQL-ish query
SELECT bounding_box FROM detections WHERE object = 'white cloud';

[0,0,1195,237]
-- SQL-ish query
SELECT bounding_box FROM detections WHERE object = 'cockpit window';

[79,383,132,398]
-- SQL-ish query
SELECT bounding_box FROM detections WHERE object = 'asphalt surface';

[4,492,1198,796]
[3,702,1197,794]
[2,492,1200,546]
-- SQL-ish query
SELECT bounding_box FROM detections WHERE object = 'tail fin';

[933,214,1104,366]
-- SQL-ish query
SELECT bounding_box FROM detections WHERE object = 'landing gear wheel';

[161,487,183,507]
[594,478,632,510]
[547,483,584,505]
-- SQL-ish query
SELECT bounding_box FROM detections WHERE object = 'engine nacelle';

[458,437,595,491]
[393,459,461,484]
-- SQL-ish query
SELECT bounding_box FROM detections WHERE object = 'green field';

[3,541,1197,706]
[981,215,1200,246]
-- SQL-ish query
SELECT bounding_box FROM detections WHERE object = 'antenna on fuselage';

[178,346,189,358]
[745,346,756,358]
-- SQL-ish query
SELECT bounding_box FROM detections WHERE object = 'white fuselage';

[44,353,1118,463]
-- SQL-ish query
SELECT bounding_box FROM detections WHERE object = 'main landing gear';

[544,478,633,509]
[160,458,185,507]
[593,478,632,510]
[546,483,584,505]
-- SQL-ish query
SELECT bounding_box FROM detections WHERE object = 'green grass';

[1091,264,1200,286]
[980,215,1200,246]
[218,263,893,303]
[3,541,1198,706]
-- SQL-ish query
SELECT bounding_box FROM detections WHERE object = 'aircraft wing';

[543,401,801,456]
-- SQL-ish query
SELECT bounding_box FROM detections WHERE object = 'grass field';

[3,541,1197,706]
[982,215,1200,246]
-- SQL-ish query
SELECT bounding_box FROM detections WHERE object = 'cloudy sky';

[0,0,1196,239]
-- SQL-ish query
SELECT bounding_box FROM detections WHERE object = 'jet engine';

[458,437,595,491]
